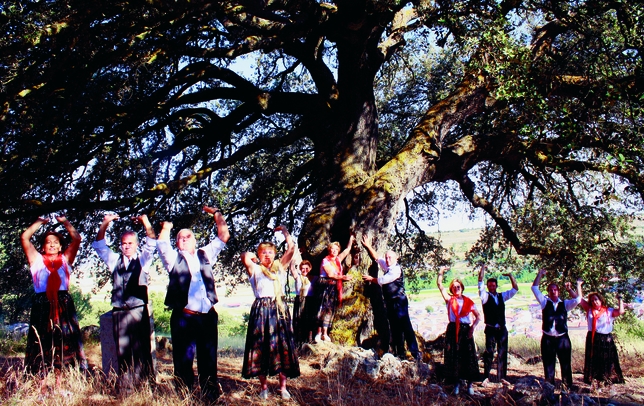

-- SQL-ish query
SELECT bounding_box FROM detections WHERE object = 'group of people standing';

[19,211,626,402]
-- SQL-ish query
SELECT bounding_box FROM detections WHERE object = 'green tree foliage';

[1,1,643,324]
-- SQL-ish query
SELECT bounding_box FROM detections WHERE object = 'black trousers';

[112,305,154,385]
[482,325,508,380]
[170,308,219,400]
[385,296,420,358]
[541,333,573,388]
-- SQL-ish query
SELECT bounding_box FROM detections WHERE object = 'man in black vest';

[532,268,582,389]
[361,235,420,360]
[93,213,156,389]
[157,206,229,402]
[478,264,518,382]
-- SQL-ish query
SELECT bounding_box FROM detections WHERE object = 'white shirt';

[248,263,287,298]
[531,285,581,336]
[478,281,517,327]
[587,307,615,334]
[157,237,225,313]
[375,259,402,285]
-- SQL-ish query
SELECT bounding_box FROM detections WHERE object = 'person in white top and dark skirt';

[241,225,300,400]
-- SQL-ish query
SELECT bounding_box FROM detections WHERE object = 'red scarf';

[590,306,607,346]
[325,255,344,304]
[449,295,474,342]
[42,254,68,326]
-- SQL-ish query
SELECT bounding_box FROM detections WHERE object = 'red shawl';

[324,255,344,304]
[42,254,69,325]
[449,295,474,341]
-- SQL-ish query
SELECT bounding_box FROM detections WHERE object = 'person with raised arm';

[313,234,355,343]
[157,206,229,403]
[92,213,157,389]
[578,284,625,385]
[361,234,420,360]
[478,263,518,382]
[291,253,317,345]
[21,214,87,396]
[241,226,300,400]
[531,268,582,389]
[437,266,481,395]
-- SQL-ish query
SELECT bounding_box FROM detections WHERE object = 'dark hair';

[40,230,67,253]
[487,278,498,285]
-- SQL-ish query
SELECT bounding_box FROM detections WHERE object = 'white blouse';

[587,307,615,334]
[249,263,287,298]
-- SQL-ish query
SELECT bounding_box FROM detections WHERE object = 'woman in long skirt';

[314,235,354,343]
[437,267,480,396]
[579,290,625,385]
[20,215,87,395]
[292,260,317,344]
[241,226,300,400]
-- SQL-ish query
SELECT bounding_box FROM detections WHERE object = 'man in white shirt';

[92,213,156,389]
[361,235,420,360]
[532,268,582,389]
[157,206,229,402]
[478,263,518,382]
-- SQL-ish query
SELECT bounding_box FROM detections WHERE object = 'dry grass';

[2,334,644,405]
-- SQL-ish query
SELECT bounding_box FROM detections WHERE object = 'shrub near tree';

[1,1,643,335]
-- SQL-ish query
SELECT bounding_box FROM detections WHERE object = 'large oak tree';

[1,0,643,324]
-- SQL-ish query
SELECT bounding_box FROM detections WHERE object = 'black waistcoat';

[382,271,406,301]
[542,300,568,334]
[112,256,148,308]
[164,250,218,310]
[482,292,505,326]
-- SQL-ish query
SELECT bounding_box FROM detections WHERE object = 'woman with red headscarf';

[437,266,481,396]
[20,215,87,394]
[579,288,625,385]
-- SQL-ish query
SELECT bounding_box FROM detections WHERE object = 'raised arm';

[337,233,355,263]
[96,213,120,242]
[533,268,546,287]
[360,234,378,261]
[21,217,49,265]
[506,272,519,291]
[204,206,230,243]
[612,294,625,317]
[58,215,82,265]
[275,225,295,268]
[437,266,451,303]
[478,263,486,284]
[241,251,258,276]
[158,221,173,241]
[137,214,156,239]
[289,246,303,280]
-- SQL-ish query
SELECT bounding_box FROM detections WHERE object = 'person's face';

[329,245,340,257]
[176,230,196,253]
[487,281,498,294]
[547,284,560,301]
[385,251,398,267]
[591,295,602,310]
[43,235,62,255]
[120,234,139,259]
[257,247,276,267]
[450,283,463,297]
[300,264,311,277]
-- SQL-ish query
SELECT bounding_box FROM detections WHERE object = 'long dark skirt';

[293,295,317,344]
[242,297,300,379]
[315,278,338,329]
[25,291,86,374]
[443,322,480,383]
[583,332,624,384]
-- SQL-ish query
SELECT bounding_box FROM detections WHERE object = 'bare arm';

[337,234,355,262]
[469,307,481,338]
[58,216,82,265]
[21,217,48,265]
[158,221,173,241]
[204,206,230,244]
[361,234,378,261]
[478,263,486,283]
[96,214,119,242]
[612,294,625,317]
[275,225,295,268]
[437,266,451,303]
[137,214,156,239]
[533,268,546,287]
[241,252,258,277]
[506,272,519,291]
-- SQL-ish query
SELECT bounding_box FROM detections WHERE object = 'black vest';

[164,250,218,310]
[542,300,568,334]
[112,256,148,308]
[482,292,505,326]
[382,271,406,301]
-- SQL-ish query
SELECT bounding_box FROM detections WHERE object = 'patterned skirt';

[443,322,480,383]
[242,297,300,379]
[315,278,338,329]
[583,332,624,384]
[293,295,316,344]
[25,291,87,374]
